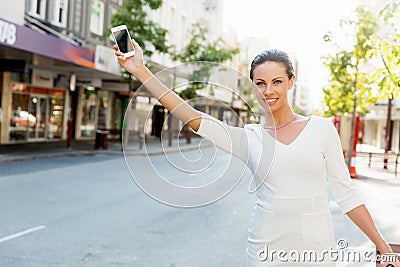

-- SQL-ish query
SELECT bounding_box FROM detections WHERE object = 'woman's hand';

[114,39,145,76]
[378,254,400,267]
[377,242,400,267]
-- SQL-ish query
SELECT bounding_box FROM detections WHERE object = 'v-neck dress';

[195,113,365,266]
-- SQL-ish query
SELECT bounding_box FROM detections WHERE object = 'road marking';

[0,225,46,244]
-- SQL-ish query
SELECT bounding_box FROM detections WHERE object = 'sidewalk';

[0,136,208,163]
[330,153,400,266]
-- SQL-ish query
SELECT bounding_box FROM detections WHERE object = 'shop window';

[114,97,122,130]
[9,94,30,141]
[80,88,98,137]
[48,96,64,139]
[97,91,113,130]
[28,95,47,139]
[9,87,64,141]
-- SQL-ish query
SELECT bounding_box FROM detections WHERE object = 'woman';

[115,40,398,266]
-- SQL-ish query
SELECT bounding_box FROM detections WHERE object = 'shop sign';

[102,81,129,92]
[0,19,16,45]
[32,69,53,88]
[76,77,102,88]
[95,45,121,76]
[0,17,95,69]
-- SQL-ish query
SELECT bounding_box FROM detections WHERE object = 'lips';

[264,98,278,105]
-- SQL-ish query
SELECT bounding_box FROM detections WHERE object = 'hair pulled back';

[250,49,295,81]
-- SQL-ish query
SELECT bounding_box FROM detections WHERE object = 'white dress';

[195,113,365,266]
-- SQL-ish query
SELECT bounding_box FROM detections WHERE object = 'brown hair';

[250,49,295,80]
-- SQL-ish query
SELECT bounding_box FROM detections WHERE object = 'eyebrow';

[255,76,284,81]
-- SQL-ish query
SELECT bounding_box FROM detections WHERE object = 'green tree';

[105,0,170,80]
[369,0,400,165]
[371,0,400,101]
[171,21,239,99]
[322,6,379,167]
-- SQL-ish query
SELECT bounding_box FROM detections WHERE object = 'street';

[0,148,399,267]
[0,149,256,267]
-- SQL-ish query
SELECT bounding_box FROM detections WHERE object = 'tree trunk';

[384,95,393,169]
[346,95,357,168]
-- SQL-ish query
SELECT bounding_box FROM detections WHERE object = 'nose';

[261,84,272,95]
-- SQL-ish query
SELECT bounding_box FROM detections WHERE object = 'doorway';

[28,95,48,139]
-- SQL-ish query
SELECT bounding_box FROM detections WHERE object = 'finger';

[131,39,141,51]
[115,50,124,57]
[117,55,126,62]
[113,44,119,51]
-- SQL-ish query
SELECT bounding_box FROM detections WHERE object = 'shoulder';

[244,123,262,132]
[309,115,340,142]
[244,123,259,129]
[310,115,334,129]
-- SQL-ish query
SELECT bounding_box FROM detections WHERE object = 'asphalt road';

[0,154,116,177]
[0,149,256,267]
[1,148,398,267]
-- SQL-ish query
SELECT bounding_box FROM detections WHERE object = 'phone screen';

[113,29,134,54]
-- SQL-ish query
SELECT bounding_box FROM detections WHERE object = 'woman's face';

[252,61,295,113]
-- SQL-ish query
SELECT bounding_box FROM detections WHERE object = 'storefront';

[0,17,124,145]
[1,67,71,143]
[9,83,65,141]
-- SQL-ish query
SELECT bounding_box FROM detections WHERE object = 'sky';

[222,0,362,110]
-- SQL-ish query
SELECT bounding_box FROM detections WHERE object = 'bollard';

[94,130,109,150]
[369,152,372,168]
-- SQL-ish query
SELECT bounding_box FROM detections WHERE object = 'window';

[80,88,98,137]
[90,0,105,36]
[72,0,83,35]
[110,0,123,7]
[52,0,69,27]
[29,0,47,20]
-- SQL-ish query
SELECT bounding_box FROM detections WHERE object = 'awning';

[0,17,95,69]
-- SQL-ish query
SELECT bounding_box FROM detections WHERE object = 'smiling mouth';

[264,98,278,105]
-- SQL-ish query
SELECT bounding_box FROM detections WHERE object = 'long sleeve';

[194,112,249,163]
[324,119,365,214]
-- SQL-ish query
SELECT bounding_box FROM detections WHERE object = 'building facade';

[130,0,244,140]
[0,0,242,147]
[0,0,132,145]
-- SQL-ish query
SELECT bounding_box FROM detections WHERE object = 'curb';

[0,143,211,163]
[0,150,96,163]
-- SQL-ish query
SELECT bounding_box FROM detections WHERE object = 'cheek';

[276,84,289,94]
[253,88,264,101]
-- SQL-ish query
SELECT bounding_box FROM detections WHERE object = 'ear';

[288,75,295,90]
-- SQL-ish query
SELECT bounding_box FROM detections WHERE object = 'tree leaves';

[371,0,400,103]
[106,0,170,58]
[322,5,379,117]
[171,21,239,99]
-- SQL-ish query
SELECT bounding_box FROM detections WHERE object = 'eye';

[255,81,265,86]
[273,80,282,85]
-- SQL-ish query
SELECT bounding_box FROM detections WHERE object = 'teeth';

[265,98,277,103]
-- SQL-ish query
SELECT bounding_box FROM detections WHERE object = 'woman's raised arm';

[114,39,201,131]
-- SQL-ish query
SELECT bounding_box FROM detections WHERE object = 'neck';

[265,106,295,126]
